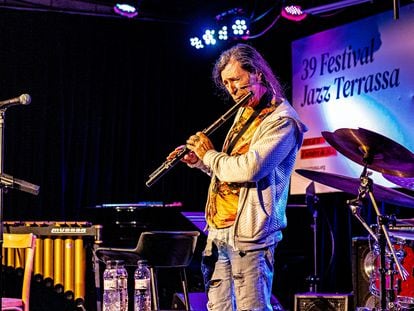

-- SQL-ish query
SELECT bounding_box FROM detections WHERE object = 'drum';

[369,234,414,309]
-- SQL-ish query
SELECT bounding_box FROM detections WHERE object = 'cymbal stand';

[347,193,378,243]
[349,164,409,311]
[305,182,320,292]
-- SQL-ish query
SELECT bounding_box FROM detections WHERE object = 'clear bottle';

[134,259,152,311]
[103,260,128,311]
[103,260,116,311]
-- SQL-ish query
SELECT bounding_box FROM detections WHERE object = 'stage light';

[218,26,229,41]
[188,0,375,49]
[231,17,249,36]
[189,37,204,49]
[202,29,217,46]
[281,5,307,21]
[114,2,138,18]
[189,7,249,49]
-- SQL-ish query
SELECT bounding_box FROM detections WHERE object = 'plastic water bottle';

[103,260,116,311]
[103,260,128,311]
[134,259,151,311]
[117,261,129,311]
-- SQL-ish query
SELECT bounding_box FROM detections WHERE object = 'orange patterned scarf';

[207,102,276,228]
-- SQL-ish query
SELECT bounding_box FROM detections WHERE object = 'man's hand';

[186,132,214,160]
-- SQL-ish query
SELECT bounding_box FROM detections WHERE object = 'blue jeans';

[201,227,276,311]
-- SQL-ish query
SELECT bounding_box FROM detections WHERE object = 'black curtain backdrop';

[1,6,411,309]
[1,9,222,220]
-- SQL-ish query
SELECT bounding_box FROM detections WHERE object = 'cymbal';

[383,173,414,191]
[322,128,414,177]
[295,169,414,208]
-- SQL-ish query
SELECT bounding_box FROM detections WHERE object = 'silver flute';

[146,90,254,187]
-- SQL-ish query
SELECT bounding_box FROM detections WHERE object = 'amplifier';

[294,293,352,311]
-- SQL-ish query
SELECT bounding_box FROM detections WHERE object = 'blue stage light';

[231,18,249,36]
[202,29,217,45]
[188,8,249,49]
[190,37,204,49]
[218,26,228,41]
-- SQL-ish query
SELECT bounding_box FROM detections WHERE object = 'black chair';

[95,230,200,311]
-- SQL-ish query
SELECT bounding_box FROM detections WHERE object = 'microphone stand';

[0,108,39,309]
[305,182,320,292]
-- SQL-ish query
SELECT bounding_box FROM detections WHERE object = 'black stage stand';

[0,94,39,309]
[305,182,320,293]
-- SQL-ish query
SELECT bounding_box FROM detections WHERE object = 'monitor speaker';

[351,236,380,309]
[294,293,352,311]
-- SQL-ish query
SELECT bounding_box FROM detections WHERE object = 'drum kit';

[295,127,414,311]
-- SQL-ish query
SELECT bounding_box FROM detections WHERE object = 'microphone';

[0,94,31,109]
[0,173,40,195]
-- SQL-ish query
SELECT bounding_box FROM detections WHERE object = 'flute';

[145,90,254,187]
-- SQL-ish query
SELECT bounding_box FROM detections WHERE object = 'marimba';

[3,221,102,309]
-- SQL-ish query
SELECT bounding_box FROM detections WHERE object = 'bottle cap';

[137,259,148,265]
[106,259,125,267]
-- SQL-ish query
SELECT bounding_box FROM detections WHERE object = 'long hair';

[212,43,285,100]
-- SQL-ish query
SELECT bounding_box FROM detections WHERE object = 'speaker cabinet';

[351,236,380,309]
[294,293,351,311]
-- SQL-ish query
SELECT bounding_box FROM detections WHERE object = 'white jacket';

[194,99,308,251]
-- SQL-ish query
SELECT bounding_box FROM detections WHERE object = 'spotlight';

[202,29,217,46]
[189,37,204,49]
[231,17,249,37]
[188,7,249,49]
[114,2,138,18]
[281,5,307,22]
[218,26,229,41]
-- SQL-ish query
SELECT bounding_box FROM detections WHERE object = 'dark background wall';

[1,3,412,310]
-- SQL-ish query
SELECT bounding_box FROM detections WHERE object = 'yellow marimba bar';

[3,221,102,305]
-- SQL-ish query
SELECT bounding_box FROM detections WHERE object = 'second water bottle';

[134,259,152,311]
